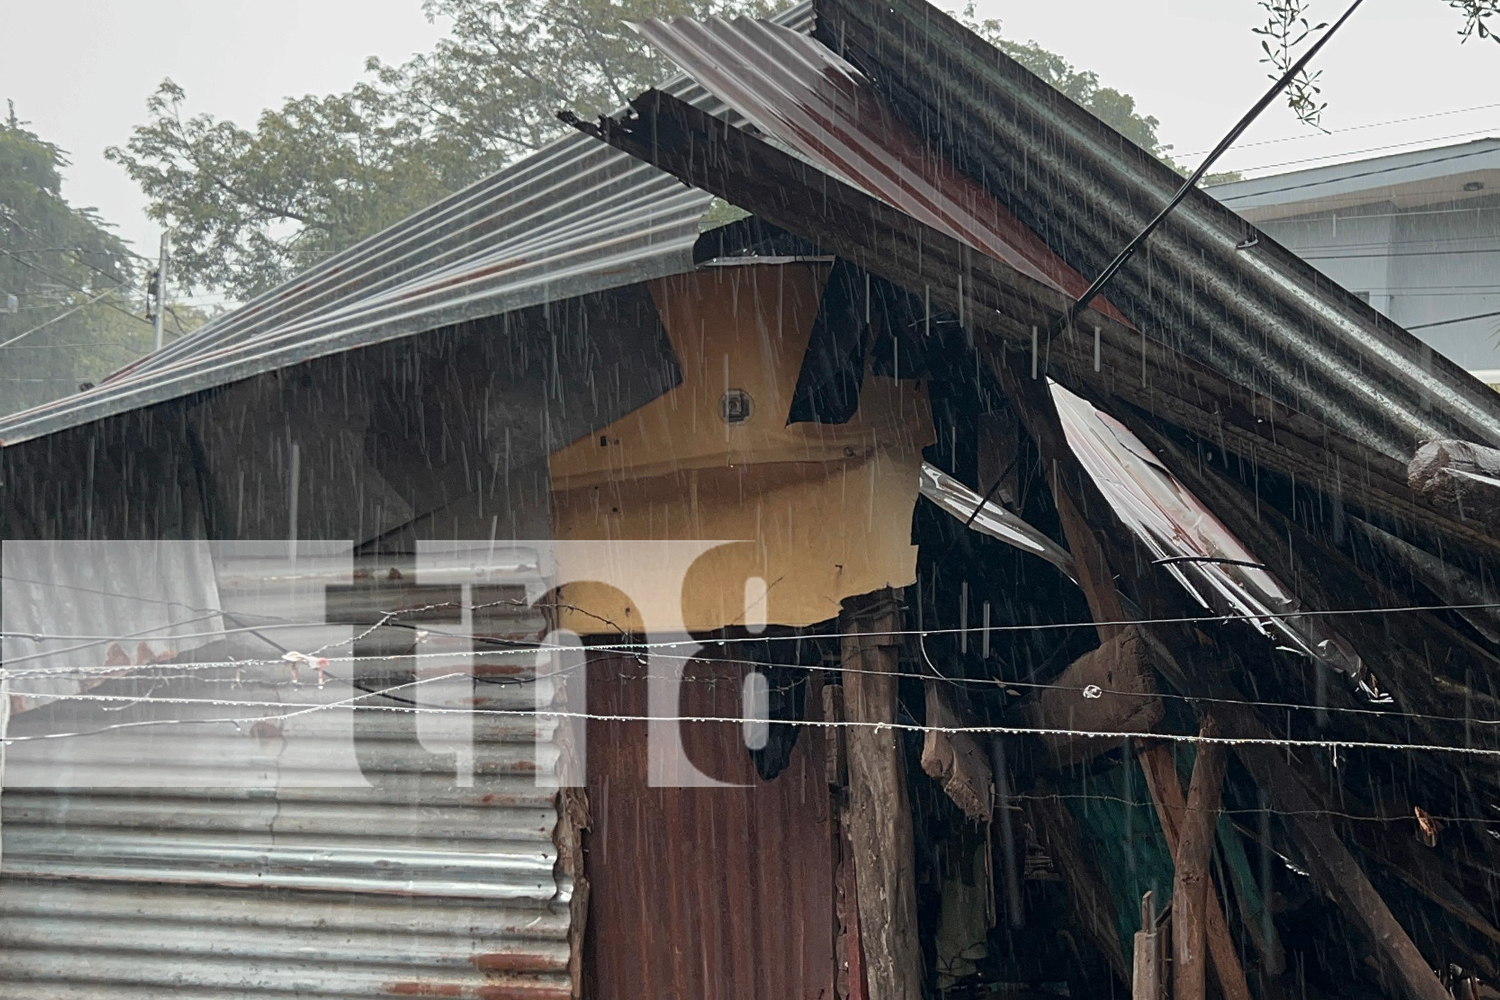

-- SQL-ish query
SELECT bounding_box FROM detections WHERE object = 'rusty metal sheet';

[584,654,837,1000]
[632,15,1128,326]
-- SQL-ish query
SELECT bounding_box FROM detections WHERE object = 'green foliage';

[0,105,158,417]
[1256,1,1497,131]
[114,0,1176,299]
[109,0,773,300]
[1450,0,1500,42]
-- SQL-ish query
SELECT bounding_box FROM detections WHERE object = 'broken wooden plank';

[921,682,993,821]
[839,590,922,1000]
[1173,722,1228,1000]
[1132,892,1161,1000]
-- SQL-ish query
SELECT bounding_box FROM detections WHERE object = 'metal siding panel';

[1,550,572,998]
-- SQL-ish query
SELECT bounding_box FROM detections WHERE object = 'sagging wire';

[11,699,1500,761]
[1,669,471,744]
[12,598,1500,668]
[8,641,1500,732]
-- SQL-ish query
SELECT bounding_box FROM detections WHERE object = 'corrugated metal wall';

[1,546,573,999]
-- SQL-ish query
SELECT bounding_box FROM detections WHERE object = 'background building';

[1209,138,1500,378]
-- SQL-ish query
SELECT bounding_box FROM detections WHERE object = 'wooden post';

[1173,722,1228,1000]
[839,589,922,1000]
[992,357,1253,1000]
[1135,746,1250,1000]
[1132,891,1161,1000]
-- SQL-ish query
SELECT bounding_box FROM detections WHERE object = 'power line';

[1407,309,1500,331]
[1184,101,1500,161]
[0,342,140,351]
[10,694,1500,761]
[1302,247,1500,261]
[1225,128,1500,176]
[0,286,119,349]
[0,247,153,332]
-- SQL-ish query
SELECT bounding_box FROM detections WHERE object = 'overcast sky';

[2,0,1497,274]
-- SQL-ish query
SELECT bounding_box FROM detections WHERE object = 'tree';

[1256,0,1498,129]
[110,0,1183,300]
[108,0,773,301]
[0,105,160,417]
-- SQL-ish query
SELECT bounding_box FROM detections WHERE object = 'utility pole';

[152,232,170,351]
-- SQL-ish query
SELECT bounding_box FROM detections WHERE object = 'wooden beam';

[839,590,922,1000]
[989,352,1458,1000]
[921,682,993,821]
[1173,721,1228,1000]
[992,356,1255,1000]
[1226,729,1455,1000]
[1027,625,1163,767]
[1136,745,1253,1000]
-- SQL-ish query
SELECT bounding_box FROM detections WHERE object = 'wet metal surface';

[0,7,814,450]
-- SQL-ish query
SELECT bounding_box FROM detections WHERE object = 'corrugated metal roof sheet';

[576,9,1500,564]
[810,0,1500,461]
[632,15,1125,322]
[0,3,813,450]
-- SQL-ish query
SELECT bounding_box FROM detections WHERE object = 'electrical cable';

[1049,0,1368,344]
[0,287,121,349]
[1215,143,1500,203]
[1222,127,1500,175]
[10,697,1500,760]
[1407,309,1500,331]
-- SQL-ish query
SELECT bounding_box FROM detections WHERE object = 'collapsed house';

[4,1,1500,997]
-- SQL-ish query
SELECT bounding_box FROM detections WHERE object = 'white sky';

[2,0,1497,275]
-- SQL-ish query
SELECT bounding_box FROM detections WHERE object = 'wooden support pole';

[839,590,922,1000]
[1137,744,1251,1000]
[992,357,1253,1000]
[1173,721,1228,1000]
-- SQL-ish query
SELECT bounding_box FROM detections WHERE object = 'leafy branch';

[1253,0,1329,130]
[1449,0,1500,42]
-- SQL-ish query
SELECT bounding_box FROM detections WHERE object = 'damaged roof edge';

[567,80,1500,563]
[810,0,1500,458]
